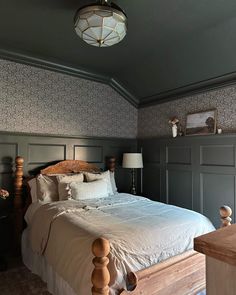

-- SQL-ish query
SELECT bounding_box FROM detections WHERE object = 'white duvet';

[28,193,214,295]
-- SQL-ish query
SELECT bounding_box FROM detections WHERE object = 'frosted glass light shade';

[122,153,143,169]
[74,4,127,47]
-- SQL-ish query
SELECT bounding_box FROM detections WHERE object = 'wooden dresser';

[194,224,236,295]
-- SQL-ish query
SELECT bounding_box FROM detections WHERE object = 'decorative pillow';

[27,178,38,203]
[70,179,109,200]
[36,174,59,203]
[109,171,117,194]
[84,170,113,195]
[57,173,84,200]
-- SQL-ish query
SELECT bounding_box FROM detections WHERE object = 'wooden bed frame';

[13,156,233,295]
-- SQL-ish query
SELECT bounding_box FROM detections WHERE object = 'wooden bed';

[13,156,232,295]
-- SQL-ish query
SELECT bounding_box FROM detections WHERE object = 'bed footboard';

[120,251,205,295]
[91,238,110,295]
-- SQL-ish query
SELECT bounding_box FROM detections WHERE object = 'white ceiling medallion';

[74,0,127,47]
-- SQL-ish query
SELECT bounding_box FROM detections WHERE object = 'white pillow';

[57,173,84,200]
[37,174,59,202]
[84,171,113,195]
[109,171,117,194]
[27,178,38,203]
[70,179,109,200]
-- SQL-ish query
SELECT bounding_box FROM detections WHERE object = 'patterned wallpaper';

[2,58,236,140]
[0,59,137,138]
[138,85,236,138]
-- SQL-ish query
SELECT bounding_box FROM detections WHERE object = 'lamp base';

[130,186,136,195]
[130,168,137,195]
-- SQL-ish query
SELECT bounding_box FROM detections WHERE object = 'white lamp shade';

[122,153,143,169]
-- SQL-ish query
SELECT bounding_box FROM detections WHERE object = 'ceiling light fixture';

[74,0,127,47]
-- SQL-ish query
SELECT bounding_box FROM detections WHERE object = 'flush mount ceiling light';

[74,0,127,47]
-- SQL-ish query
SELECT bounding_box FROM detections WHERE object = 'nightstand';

[195,224,236,295]
[0,214,10,271]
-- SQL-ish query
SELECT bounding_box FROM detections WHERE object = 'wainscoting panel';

[167,146,192,165]
[142,141,160,164]
[0,131,137,207]
[139,134,236,227]
[142,164,161,201]
[167,169,193,209]
[0,142,18,230]
[74,145,103,163]
[28,144,66,164]
[200,145,235,167]
[0,142,18,192]
[201,173,235,228]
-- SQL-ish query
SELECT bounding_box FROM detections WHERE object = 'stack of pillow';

[28,170,117,204]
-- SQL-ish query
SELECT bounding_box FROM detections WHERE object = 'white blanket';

[28,193,214,295]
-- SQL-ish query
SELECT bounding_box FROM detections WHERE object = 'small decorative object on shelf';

[168,117,179,138]
[217,128,223,134]
[0,189,9,200]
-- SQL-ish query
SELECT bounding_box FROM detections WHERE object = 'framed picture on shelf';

[185,109,217,136]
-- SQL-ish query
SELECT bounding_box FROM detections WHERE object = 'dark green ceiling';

[1,0,236,107]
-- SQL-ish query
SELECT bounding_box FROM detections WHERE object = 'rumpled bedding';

[28,193,214,295]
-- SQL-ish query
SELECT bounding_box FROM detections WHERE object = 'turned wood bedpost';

[14,156,24,246]
[91,238,110,295]
[105,156,116,172]
[220,205,232,227]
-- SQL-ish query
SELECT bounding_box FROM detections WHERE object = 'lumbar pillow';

[84,170,113,195]
[57,173,84,200]
[70,179,109,200]
[36,174,59,203]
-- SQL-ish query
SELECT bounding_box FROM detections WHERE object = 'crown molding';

[0,48,139,107]
[139,71,236,108]
[0,48,111,84]
[109,78,139,107]
[0,130,136,141]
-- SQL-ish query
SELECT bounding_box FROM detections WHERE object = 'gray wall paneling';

[0,132,137,205]
[139,134,236,228]
[2,131,235,230]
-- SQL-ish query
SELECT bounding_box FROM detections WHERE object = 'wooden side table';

[0,214,9,271]
[194,224,236,295]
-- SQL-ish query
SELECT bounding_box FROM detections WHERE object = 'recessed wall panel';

[0,143,17,191]
[0,143,17,173]
[167,146,191,165]
[0,143,17,159]
[28,144,66,163]
[200,145,235,167]
[142,144,160,163]
[167,169,193,209]
[201,173,235,228]
[74,146,103,163]
[142,165,161,201]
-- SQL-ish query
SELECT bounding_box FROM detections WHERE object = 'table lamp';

[122,153,143,195]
